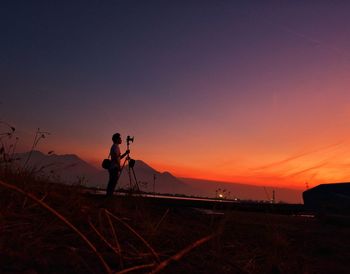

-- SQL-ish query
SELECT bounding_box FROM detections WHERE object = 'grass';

[1,128,350,273]
[2,168,350,274]
[0,164,220,273]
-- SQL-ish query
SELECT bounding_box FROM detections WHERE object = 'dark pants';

[106,167,120,197]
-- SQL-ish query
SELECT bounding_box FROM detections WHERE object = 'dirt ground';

[1,181,350,274]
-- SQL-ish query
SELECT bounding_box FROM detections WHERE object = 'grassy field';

[1,166,350,274]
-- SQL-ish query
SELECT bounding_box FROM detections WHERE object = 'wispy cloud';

[253,141,343,171]
[279,25,350,65]
[280,26,322,47]
[284,162,328,178]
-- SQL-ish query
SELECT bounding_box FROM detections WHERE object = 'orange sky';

[7,62,350,190]
[2,2,350,190]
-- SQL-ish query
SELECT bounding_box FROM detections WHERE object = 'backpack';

[102,151,111,169]
[101,158,111,169]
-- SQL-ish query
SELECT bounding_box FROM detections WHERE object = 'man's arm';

[121,149,130,159]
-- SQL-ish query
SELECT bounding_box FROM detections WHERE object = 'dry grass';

[1,162,350,273]
[0,165,218,273]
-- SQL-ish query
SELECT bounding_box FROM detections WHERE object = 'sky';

[2,1,350,189]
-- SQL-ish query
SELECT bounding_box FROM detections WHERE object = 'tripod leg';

[112,157,127,194]
[128,165,133,193]
[119,157,128,178]
[130,166,140,192]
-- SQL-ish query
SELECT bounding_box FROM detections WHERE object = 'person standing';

[106,133,129,197]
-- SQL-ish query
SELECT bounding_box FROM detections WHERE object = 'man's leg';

[106,168,118,197]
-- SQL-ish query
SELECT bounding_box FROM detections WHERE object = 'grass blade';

[104,209,160,263]
[105,210,124,268]
[0,179,112,274]
[149,234,216,274]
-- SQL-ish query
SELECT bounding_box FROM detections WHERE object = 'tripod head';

[126,135,134,155]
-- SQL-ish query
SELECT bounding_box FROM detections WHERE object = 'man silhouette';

[106,133,129,197]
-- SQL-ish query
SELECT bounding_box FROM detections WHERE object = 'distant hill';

[12,151,303,203]
[13,150,101,184]
[12,151,192,195]
[117,159,191,194]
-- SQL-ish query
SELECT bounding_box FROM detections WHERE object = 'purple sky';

[2,1,350,188]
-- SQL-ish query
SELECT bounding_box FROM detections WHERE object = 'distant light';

[219,194,223,198]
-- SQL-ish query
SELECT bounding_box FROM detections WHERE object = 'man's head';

[112,133,122,144]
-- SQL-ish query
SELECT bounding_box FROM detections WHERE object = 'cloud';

[253,141,343,171]
[279,25,350,64]
[284,162,328,178]
[279,26,322,47]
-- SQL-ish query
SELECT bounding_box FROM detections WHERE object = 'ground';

[1,175,350,274]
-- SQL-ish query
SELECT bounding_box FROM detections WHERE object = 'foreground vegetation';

[1,163,350,274]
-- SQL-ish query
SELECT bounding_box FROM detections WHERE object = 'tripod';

[119,136,140,193]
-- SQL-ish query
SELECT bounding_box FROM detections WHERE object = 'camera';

[126,135,134,145]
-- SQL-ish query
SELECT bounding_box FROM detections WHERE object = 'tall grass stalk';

[149,233,216,274]
[0,179,112,274]
[23,128,50,170]
[104,209,160,263]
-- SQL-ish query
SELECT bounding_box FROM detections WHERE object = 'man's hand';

[121,149,130,159]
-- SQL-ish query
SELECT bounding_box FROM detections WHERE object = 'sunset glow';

[2,2,350,190]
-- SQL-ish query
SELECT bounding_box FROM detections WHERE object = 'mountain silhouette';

[13,151,303,203]
[14,150,101,183]
[13,151,191,194]
[117,159,190,194]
